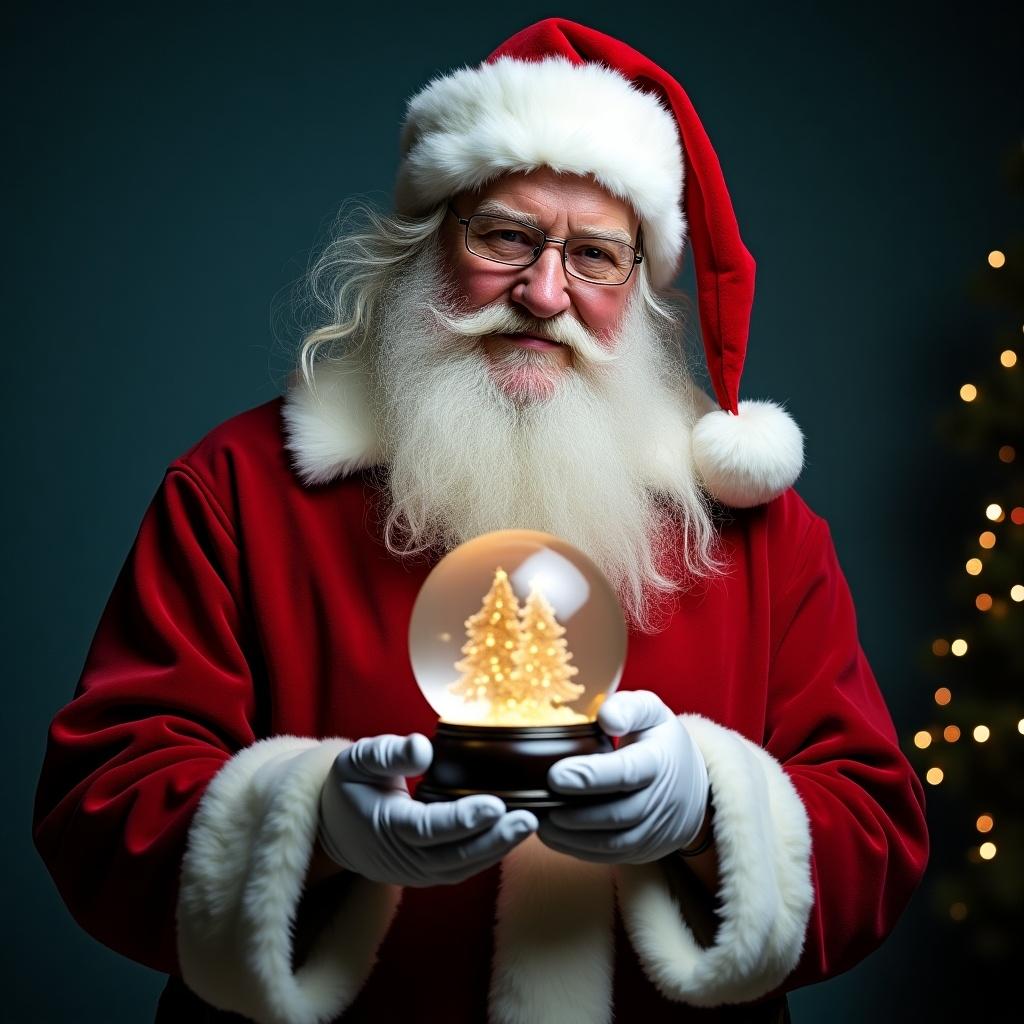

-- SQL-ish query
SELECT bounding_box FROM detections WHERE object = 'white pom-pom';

[691,399,805,508]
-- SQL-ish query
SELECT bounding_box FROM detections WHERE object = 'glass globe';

[409,529,627,808]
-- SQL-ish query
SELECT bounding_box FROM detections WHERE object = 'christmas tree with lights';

[513,583,586,723]
[449,567,524,714]
[908,142,1023,973]
[449,569,587,724]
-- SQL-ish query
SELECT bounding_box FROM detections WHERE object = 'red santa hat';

[393,17,804,508]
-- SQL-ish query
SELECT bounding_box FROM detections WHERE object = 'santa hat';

[392,18,804,508]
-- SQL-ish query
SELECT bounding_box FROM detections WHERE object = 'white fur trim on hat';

[176,735,401,1024]
[615,713,814,1005]
[394,56,686,289]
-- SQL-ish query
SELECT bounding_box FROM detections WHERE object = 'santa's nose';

[510,245,572,320]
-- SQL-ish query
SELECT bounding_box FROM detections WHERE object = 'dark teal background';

[8,1,1021,1020]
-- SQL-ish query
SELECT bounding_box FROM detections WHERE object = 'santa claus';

[33,17,928,1024]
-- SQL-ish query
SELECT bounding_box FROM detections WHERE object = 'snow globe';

[408,528,627,809]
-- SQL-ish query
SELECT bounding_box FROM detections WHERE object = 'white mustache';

[428,299,619,365]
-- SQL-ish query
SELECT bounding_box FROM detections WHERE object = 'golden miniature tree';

[448,567,523,715]
[511,583,586,724]
[448,569,588,724]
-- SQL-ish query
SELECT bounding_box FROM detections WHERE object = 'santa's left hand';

[539,690,710,865]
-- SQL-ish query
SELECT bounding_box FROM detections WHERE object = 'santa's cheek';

[578,297,631,345]
[454,263,519,307]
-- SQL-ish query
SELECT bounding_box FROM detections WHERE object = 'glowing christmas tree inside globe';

[409,529,628,808]
[448,566,586,725]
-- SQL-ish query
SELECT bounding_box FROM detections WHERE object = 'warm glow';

[1011,584,1024,602]
[978,531,996,549]
[1012,507,1024,525]
[960,383,977,402]
[966,558,983,576]
[998,445,1016,463]
[950,902,968,921]
[935,687,952,706]
[986,503,1004,521]
[975,593,993,611]
[1018,719,1024,735]
[914,730,932,749]
[1001,349,1018,367]
[943,725,961,742]
[926,767,944,785]
[973,725,990,743]
[976,815,993,833]
[447,567,586,725]
[987,250,1006,268]
[979,842,997,860]
[931,638,950,656]
[951,638,968,657]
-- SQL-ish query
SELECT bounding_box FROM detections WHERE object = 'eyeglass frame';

[447,204,644,287]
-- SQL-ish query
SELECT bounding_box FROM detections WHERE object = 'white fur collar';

[280,358,803,509]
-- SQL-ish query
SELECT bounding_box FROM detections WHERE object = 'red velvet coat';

[33,384,929,1024]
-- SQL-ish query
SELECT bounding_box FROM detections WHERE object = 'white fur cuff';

[176,735,402,1024]
[615,713,814,1005]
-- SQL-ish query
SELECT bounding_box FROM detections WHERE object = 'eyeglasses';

[448,205,643,286]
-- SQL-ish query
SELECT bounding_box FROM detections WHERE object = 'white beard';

[364,239,723,635]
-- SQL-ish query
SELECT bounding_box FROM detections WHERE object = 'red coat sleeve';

[32,462,257,974]
[33,461,402,1022]
[761,512,930,991]
[616,503,929,1006]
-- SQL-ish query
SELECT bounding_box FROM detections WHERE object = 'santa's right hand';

[317,732,539,886]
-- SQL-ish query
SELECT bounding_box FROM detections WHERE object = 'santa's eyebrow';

[471,200,634,246]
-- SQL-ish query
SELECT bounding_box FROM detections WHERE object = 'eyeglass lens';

[466,215,634,285]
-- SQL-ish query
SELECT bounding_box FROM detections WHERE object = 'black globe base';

[416,720,613,811]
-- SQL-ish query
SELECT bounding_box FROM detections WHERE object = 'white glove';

[318,732,539,886]
[538,690,710,864]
